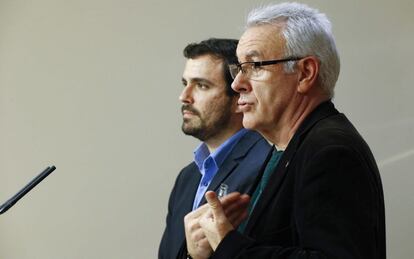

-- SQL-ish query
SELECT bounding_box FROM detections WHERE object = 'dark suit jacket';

[158,130,271,259]
[212,101,386,259]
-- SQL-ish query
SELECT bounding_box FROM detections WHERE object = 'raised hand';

[199,191,250,250]
[184,192,250,258]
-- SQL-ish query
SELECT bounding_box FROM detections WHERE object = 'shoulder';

[301,113,367,152]
[176,161,198,181]
[232,131,271,169]
[295,113,378,174]
[167,161,200,203]
[234,130,271,155]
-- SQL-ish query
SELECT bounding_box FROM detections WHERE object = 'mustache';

[181,104,200,116]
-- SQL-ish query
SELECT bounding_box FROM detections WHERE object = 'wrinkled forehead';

[237,24,286,61]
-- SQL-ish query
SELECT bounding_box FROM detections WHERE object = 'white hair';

[247,2,340,97]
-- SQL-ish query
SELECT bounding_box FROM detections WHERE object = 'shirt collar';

[193,128,249,172]
[194,143,210,171]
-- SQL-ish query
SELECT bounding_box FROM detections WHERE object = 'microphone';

[0,165,56,215]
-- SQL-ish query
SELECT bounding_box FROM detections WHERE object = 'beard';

[181,102,232,142]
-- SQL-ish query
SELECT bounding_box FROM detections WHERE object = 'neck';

[263,94,328,148]
[204,121,243,153]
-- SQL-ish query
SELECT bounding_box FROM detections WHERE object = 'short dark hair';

[183,38,238,96]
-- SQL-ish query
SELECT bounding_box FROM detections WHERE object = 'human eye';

[181,79,188,87]
[196,82,209,90]
[242,62,260,75]
[252,62,262,71]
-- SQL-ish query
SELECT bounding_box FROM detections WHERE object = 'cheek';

[193,94,211,115]
[252,87,280,125]
[254,88,271,111]
[199,95,225,118]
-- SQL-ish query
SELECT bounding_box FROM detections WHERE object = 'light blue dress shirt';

[192,128,248,210]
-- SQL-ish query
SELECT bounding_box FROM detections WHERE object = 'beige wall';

[0,0,413,258]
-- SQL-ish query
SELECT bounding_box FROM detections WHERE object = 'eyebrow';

[238,50,261,62]
[182,77,214,86]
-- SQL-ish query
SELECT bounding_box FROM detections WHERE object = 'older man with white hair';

[183,2,386,259]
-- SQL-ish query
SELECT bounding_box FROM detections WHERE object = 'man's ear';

[297,56,319,94]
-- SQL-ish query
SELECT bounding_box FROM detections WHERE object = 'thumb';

[205,191,225,219]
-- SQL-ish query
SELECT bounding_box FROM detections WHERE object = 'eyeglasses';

[228,57,303,80]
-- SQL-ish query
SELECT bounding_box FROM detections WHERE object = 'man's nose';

[179,86,193,104]
[231,73,251,93]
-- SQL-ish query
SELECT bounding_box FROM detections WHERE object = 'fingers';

[190,227,206,241]
[222,194,250,216]
[205,191,226,220]
[197,237,211,249]
[205,191,218,206]
[228,209,248,227]
[184,208,213,258]
[200,191,238,251]
[184,209,206,240]
[186,191,251,245]
[219,192,243,207]
[186,192,249,222]
[185,202,210,220]
[184,192,243,226]
[225,197,249,227]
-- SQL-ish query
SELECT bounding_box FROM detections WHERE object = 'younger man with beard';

[158,38,271,259]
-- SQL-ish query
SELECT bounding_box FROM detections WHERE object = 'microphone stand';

[0,166,56,215]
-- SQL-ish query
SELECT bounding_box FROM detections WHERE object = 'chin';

[242,116,258,130]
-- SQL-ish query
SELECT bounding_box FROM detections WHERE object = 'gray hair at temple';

[246,2,340,97]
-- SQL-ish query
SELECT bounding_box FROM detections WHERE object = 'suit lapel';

[198,131,262,206]
[205,159,238,194]
[244,101,339,234]
[244,143,297,234]
[182,163,202,211]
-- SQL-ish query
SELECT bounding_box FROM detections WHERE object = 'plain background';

[0,0,413,258]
